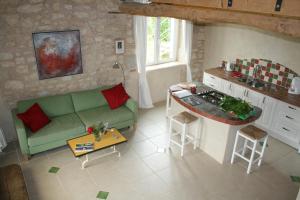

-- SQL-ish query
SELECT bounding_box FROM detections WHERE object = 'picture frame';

[115,40,125,54]
[32,30,83,80]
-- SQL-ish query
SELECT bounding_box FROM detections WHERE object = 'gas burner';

[184,89,226,106]
[197,91,225,105]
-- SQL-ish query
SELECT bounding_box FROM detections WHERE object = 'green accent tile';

[290,176,300,183]
[287,79,292,83]
[245,71,249,75]
[267,67,271,72]
[97,191,109,200]
[48,167,60,174]
[271,64,276,69]
[268,78,273,83]
[273,75,278,79]
[284,72,289,77]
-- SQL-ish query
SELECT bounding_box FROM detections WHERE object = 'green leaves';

[220,96,253,116]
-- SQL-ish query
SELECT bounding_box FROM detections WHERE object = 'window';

[146,17,179,66]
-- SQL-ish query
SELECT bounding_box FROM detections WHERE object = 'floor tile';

[0,151,19,167]
[2,102,299,200]
[132,140,157,158]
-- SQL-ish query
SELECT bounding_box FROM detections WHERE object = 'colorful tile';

[48,167,60,174]
[290,176,300,183]
[97,191,109,200]
[233,58,298,89]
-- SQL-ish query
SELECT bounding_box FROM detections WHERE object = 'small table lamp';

[113,62,125,86]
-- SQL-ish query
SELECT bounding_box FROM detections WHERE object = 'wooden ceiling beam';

[151,0,300,19]
[119,2,300,37]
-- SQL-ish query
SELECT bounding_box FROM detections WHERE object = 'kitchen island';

[167,83,262,164]
[204,67,300,152]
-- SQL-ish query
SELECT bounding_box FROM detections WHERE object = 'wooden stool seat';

[239,125,267,140]
[173,111,198,124]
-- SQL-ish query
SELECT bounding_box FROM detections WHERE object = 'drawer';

[275,120,299,140]
[203,73,220,85]
[277,101,300,120]
[278,110,300,127]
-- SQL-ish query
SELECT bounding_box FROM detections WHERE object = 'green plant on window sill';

[219,96,255,120]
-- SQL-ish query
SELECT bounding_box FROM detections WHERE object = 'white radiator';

[0,127,7,152]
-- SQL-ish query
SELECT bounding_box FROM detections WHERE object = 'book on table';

[75,142,94,152]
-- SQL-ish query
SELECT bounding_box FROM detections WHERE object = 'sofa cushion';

[17,103,51,133]
[101,83,130,109]
[17,94,74,118]
[76,105,134,128]
[28,113,85,147]
[71,86,111,112]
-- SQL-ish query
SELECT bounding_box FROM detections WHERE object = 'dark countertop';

[205,67,300,108]
[170,83,262,126]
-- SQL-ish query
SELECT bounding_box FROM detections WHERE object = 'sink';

[235,75,266,90]
[246,80,264,89]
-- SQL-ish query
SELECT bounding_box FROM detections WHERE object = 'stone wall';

[191,25,205,81]
[0,0,136,108]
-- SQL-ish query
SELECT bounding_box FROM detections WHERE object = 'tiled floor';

[1,102,299,200]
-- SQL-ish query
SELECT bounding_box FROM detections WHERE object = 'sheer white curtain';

[183,20,193,82]
[133,0,153,108]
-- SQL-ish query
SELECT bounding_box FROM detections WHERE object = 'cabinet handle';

[282,127,290,132]
[243,90,246,96]
[246,90,249,97]
[286,115,294,120]
[262,97,266,104]
[288,106,296,110]
[210,76,215,79]
[209,84,215,87]
[229,84,232,90]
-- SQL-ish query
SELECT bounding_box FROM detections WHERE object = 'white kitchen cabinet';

[204,71,299,151]
[203,72,222,91]
[256,96,277,129]
[270,101,300,150]
[244,89,263,107]
[232,83,246,99]
[222,80,235,96]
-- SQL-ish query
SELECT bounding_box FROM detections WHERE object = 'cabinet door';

[222,80,234,96]
[232,84,246,99]
[256,96,277,129]
[244,89,263,107]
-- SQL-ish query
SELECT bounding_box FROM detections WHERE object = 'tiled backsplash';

[235,58,298,88]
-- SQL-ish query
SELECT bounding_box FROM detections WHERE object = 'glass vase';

[94,132,101,142]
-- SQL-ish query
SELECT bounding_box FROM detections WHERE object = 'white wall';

[203,24,300,74]
[0,93,16,142]
[147,62,186,103]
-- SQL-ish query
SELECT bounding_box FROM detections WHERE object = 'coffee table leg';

[79,146,121,169]
[81,154,89,169]
[112,146,121,157]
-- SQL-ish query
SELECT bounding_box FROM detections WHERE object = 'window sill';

[146,62,186,72]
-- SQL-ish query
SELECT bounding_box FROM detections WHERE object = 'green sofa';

[12,86,137,157]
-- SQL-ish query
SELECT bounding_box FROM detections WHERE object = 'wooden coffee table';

[67,128,127,169]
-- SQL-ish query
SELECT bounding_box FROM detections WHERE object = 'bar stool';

[231,125,268,174]
[168,111,201,157]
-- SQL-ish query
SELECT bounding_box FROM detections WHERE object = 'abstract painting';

[32,30,83,80]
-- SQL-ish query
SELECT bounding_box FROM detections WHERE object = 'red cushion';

[101,83,130,109]
[17,103,51,133]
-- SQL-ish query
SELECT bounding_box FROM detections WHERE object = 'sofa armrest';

[12,109,29,155]
[125,98,138,122]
